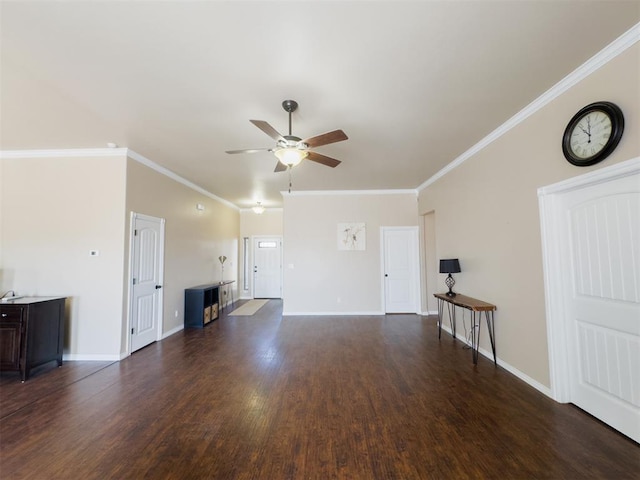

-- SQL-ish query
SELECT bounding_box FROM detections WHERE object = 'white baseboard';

[283,310,385,316]
[162,324,183,339]
[63,354,121,362]
[439,324,553,399]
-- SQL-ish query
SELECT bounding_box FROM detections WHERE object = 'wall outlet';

[174,310,178,318]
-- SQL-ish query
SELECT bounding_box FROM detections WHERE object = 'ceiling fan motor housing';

[282,100,298,113]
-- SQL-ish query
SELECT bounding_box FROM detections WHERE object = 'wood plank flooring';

[1,299,638,479]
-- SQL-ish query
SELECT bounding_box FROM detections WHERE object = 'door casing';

[126,212,165,355]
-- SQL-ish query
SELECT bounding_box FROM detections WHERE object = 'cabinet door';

[0,307,24,370]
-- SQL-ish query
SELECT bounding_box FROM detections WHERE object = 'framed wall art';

[338,222,366,251]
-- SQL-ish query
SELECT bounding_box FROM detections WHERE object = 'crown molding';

[281,189,417,197]
[0,147,239,211]
[0,147,128,158]
[125,149,238,210]
[418,22,640,192]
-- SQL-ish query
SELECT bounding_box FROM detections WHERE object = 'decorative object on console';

[218,255,227,283]
[440,258,461,297]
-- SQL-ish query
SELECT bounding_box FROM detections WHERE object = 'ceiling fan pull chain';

[288,166,293,193]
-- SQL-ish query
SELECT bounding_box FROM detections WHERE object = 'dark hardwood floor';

[1,300,638,479]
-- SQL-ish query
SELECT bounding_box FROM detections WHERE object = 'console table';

[434,293,496,365]
[0,296,66,381]
[184,281,235,328]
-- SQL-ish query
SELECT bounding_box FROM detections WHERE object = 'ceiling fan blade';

[250,120,284,141]
[302,129,348,148]
[225,148,272,154]
[306,151,342,168]
[274,161,288,173]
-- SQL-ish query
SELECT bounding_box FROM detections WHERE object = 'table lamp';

[440,258,461,297]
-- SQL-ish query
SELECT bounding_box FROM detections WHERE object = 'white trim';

[127,212,166,355]
[538,156,640,196]
[0,147,239,211]
[63,354,121,362]
[0,147,129,159]
[418,22,640,191]
[380,226,421,314]
[537,156,640,403]
[252,235,283,299]
[282,189,417,197]
[161,324,184,340]
[126,149,239,210]
[282,311,385,316]
[439,324,553,398]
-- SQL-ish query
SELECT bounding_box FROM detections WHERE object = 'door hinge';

[131,328,134,334]
[133,278,137,285]
[134,229,138,236]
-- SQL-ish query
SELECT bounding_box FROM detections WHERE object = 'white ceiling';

[1,1,639,209]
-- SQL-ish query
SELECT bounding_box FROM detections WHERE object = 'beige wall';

[0,154,127,359]
[125,158,240,338]
[0,153,240,359]
[418,44,640,388]
[283,192,418,314]
[239,208,283,298]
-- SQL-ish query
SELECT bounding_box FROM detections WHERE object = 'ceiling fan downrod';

[282,100,298,136]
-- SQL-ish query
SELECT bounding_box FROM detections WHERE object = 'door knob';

[155,285,162,289]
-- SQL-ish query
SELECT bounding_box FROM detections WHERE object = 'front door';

[130,213,164,352]
[382,227,420,313]
[562,172,640,442]
[253,237,282,299]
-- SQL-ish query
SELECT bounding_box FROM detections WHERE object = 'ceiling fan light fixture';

[274,147,308,167]
[252,202,265,215]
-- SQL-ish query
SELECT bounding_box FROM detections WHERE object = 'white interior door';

[253,237,282,299]
[382,227,419,313]
[562,172,640,442]
[130,213,164,352]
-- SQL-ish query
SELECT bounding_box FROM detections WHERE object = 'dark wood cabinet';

[0,297,66,381]
[184,284,220,328]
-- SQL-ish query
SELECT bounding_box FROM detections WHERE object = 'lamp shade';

[274,147,308,167]
[439,258,461,274]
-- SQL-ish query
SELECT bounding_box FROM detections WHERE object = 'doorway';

[539,157,639,443]
[128,213,165,353]
[253,236,282,298]
[381,226,420,313]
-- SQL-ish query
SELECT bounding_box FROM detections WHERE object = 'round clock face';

[562,102,624,167]
[568,110,612,159]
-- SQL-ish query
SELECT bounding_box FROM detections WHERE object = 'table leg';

[471,311,479,364]
[437,298,444,339]
[448,302,456,339]
[485,310,497,364]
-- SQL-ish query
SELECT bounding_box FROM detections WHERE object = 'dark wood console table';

[0,296,66,381]
[434,293,496,365]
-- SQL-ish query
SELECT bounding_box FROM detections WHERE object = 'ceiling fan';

[226,100,348,172]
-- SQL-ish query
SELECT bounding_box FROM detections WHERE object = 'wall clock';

[562,101,624,167]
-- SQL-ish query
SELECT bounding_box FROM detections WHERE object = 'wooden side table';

[434,293,496,365]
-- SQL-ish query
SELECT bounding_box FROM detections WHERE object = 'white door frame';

[538,157,639,402]
[380,226,421,314]
[252,235,283,299]
[126,212,165,355]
